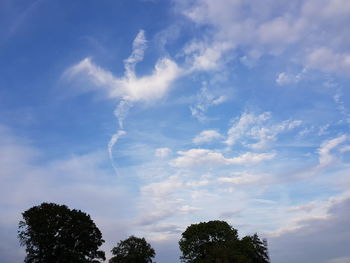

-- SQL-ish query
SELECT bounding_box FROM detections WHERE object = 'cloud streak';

[317,134,348,169]
[170,148,275,167]
[225,111,302,149]
[190,87,228,121]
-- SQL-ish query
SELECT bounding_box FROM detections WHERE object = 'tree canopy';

[18,202,105,263]
[179,220,269,263]
[240,234,269,263]
[109,235,155,263]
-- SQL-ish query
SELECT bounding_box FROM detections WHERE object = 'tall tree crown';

[109,235,155,263]
[18,202,105,263]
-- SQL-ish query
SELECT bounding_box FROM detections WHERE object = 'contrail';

[107,100,132,173]
[65,29,180,174]
[114,100,133,129]
[108,129,126,175]
[107,30,147,174]
[124,30,147,79]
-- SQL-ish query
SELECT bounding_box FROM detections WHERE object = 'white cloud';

[212,96,227,105]
[193,130,222,144]
[185,177,210,187]
[317,134,348,168]
[108,129,126,173]
[257,16,302,47]
[66,56,181,102]
[230,113,269,145]
[333,90,350,124]
[190,87,228,121]
[218,172,265,185]
[185,41,232,71]
[248,119,302,150]
[318,124,330,136]
[276,72,302,85]
[114,100,133,129]
[225,111,302,149]
[287,202,318,213]
[124,30,147,79]
[65,30,181,103]
[140,176,183,199]
[177,0,350,75]
[170,148,275,167]
[178,205,200,213]
[340,145,350,153]
[306,48,350,74]
[294,134,350,178]
[155,147,172,158]
[225,112,271,147]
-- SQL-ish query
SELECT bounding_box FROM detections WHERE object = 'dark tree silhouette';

[179,220,240,263]
[18,202,105,263]
[109,236,155,263]
[179,220,269,263]
[240,234,269,263]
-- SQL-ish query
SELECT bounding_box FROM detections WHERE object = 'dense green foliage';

[179,220,269,263]
[18,202,105,263]
[109,236,155,263]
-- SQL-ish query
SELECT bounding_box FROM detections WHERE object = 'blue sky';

[1,0,350,262]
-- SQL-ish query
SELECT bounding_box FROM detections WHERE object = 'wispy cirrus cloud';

[183,40,233,71]
[155,147,172,158]
[340,145,350,153]
[225,112,271,147]
[287,134,350,179]
[317,134,348,169]
[170,148,275,168]
[124,30,147,79]
[176,0,350,75]
[218,172,267,186]
[276,70,305,85]
[193,129,222,144]
[190,87,228,121]
[225,111,302,149]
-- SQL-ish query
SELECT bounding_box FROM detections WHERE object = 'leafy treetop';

[109,235,155,263]
[179,220,269,263]
[18,202,105,263]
